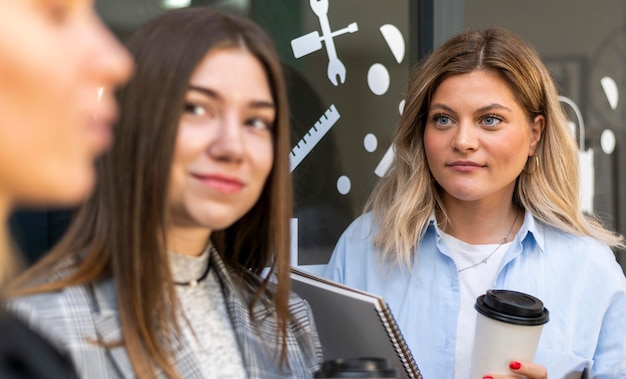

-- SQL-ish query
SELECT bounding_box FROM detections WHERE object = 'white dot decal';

[601,129,616,155]
[601,76,619,110]
[367,64,390,95]
[337,175,351,195]
[364,133,378,152]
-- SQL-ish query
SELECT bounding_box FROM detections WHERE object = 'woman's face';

[424,70,544,205]
[0,0,132,206]
[168,48,275,235]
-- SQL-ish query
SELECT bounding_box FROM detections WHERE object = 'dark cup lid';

[314,357,398,378]
[475,289,549,326]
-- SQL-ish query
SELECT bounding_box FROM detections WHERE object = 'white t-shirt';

[440,232,511,379]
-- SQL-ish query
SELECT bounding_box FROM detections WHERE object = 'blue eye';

[432,114,451,126]
[482,115,502,127]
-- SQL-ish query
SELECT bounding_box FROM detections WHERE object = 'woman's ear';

[529,115,545,154]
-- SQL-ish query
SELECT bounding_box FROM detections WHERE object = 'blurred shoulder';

[0,311,77,378]
[7,289,74,355]
[6,278,104,353]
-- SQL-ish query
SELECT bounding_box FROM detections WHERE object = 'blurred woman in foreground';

[0,0,132,377]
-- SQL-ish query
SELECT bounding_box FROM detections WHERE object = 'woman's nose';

[88,12,134,90]
[451,121,479,152]
[208,115,245,162]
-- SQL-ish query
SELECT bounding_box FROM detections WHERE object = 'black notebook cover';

[290,268,423,379]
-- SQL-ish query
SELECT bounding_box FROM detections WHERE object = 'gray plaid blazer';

[8,250,322,378]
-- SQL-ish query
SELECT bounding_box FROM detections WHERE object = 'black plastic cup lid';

[475,289,549,326]
[314,357,398,378]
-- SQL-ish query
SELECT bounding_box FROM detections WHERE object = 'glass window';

[95,1,415,275]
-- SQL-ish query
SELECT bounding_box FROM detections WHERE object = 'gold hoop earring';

[523,155,539,175]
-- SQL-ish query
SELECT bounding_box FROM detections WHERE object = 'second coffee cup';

[470,289,549,378]
[314,357,398,378]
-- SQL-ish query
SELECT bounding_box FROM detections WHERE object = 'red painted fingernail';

[482,376,494,379]
[510,361,522,370]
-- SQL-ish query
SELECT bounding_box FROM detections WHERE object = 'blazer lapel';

[92,279,205,379]
[210,249,281,378]
[91,279,136,379]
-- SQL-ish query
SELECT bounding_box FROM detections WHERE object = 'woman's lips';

[87,115,113,153]
[88,99,117,153]
[447,160,484,172]
[192,174,244,193]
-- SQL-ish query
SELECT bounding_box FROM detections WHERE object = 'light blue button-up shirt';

[324,211,626,379]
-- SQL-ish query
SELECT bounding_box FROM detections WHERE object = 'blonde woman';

[325,27,626,379]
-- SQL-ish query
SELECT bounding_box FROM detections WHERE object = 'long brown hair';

[9,7,293,378]
[366,27,623,267]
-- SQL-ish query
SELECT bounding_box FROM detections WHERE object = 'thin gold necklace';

[457,210,520,273]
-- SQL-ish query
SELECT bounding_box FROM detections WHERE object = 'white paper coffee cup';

[470,290,549,378]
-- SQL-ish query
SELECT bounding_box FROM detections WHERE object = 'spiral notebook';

[290,268,423,379]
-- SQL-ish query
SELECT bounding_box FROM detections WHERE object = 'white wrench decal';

[290,0,358,86]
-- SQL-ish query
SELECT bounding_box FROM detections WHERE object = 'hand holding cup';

[470,290,549,379]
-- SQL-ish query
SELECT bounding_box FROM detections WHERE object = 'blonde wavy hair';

[367,27,624,268]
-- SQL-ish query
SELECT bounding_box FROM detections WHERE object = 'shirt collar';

[519,209,545,254]
[425,209,545,254]
[426,211,438,237]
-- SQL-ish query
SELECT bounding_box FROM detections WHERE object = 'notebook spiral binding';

[377,304,424,379]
